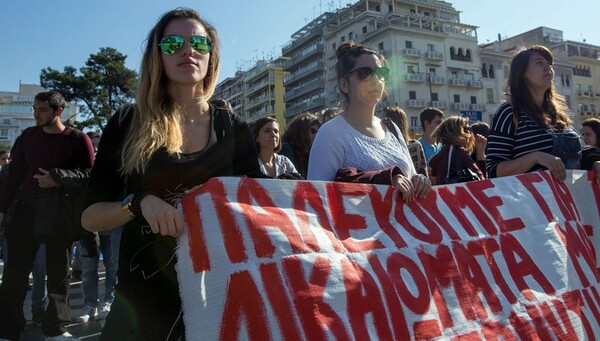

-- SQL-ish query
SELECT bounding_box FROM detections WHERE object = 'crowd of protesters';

[0,7,599,341]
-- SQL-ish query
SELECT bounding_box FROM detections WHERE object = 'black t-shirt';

[83,101,260,287]
[582,145,600,170]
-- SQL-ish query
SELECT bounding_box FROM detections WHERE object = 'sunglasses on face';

[346,66,390,82]
[159,35,212,55]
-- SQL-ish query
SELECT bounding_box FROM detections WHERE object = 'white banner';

[177,170,600,340]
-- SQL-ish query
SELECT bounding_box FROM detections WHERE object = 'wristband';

[131,191,157,218]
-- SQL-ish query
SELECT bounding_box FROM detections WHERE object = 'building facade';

[282,13,334,120]
[321,0,483,133]
[0,83,76,147]
[214,58,288,131]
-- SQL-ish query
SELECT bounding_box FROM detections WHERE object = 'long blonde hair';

[120,8,221,175]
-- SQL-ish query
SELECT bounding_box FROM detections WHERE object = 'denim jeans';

[31,244,47,316]
[549,127,582,170]
[79,234,117,307]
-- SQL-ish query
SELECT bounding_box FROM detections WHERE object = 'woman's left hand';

[411,174,432,198]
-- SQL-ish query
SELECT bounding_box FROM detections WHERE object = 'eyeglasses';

[159,35,212,55]
[345,66,390,82]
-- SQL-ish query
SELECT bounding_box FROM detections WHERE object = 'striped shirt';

[486,102,553,178]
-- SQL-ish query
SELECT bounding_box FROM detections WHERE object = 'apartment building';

[0,83,76,147]
[321,0,484,133]
[214,71,245,116]
[282,12,334,120]
[243,57,288,127]
[214,58,288,131]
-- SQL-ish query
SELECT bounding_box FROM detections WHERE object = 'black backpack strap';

[382,117,401,142]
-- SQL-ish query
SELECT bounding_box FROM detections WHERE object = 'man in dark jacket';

[0,91,95,340]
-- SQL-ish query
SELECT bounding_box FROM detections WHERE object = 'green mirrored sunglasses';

[159,35,212,55]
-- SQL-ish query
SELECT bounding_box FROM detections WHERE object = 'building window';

[453,94,460,103]
[378,42,385,51]
[409,91,417,100]
[2,119,10,125]
[471,96,477,104]
[489,64,495,78]
[388,4,393,12]
[482,64,488,78]
[406,63,418,74]
[332,43,336,51]
[565,75,571,87]
[465,49,472,62]
[0,129,7,137]
[348,31,354,40]
[431,93,439,101]
[486,88,494,103]
[427,44,434,52]
[406,41,413,49]
[450,47,456,60]
[340,36,345,42]
[374,4,380,11]
[362,25,367,34]
[410,116,418,129]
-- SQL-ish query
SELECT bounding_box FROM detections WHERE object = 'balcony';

[405,73,425,82]
[402,48,422,58]
[470,104,486,111]
[424,51,444,61]
[405,99,427,108]
[451,103,471,111]
[448,78,468,87]
[284,79,325,101]
[467,80,483,88]
[285,97,326,117]
[282,27,322,55]
[431,101,447,110]
[578,91,592,98]
[283,44,324,70]
[284,61,324,85]
[429,75,445,85]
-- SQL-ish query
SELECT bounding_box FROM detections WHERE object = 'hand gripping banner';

[176,170,600,340]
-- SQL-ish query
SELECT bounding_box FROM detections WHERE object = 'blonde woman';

[81,8,260,339]
[429,116,485,185]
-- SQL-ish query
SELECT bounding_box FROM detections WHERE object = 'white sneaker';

[75,305,97,323]
[46,331,80,340]
[96,302,111,320]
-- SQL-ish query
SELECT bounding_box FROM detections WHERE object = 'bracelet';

[131,191,156,217]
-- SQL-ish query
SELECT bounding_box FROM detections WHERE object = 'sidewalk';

[0,260,106,340]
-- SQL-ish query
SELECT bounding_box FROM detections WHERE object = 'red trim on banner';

[219,270,270,340]
[500,233,555,300]
[283,256,350,340]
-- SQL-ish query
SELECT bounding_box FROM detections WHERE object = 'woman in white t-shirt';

[252,117,298,178]
[307,41,431,202]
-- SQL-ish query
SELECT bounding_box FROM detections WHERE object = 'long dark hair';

[505,45,570,130]
[282,112,320,165]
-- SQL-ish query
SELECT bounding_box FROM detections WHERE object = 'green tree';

[40,47,137,131]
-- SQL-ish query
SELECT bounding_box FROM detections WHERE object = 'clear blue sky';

[1,0,599,92]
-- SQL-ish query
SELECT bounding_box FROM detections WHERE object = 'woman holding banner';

[307,41,430,202]
[486,45,600,183]
[81,8,260,339]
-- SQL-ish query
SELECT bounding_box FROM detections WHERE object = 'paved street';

[0,260,106,340]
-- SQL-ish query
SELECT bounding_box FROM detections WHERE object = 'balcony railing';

[431,101,447,110]
[405,73,425,82]
[402,48,422,58]
[448,78,468,87]
[451,103,471,111]
[424,51,443,60]
[470,104,486,111]
[405,99,427,108]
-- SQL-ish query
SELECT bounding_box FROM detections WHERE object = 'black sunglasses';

[159,35,212,55]
[345,66,390,82]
